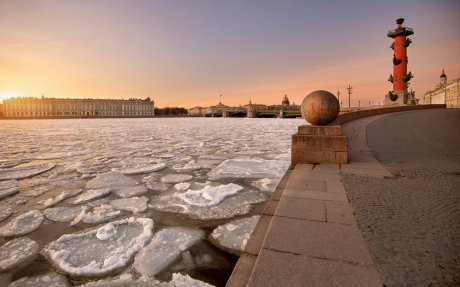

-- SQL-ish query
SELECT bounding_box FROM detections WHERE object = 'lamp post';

[337,90,340,102]
[347,85,352,108]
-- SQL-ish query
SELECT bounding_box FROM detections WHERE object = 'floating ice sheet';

[72,189,111,205]
[82,204,122,224]
[149,189,267,220]
[86,172,147,198]
[110,197,148,214]
[172,161,201,172]
[161,174,193,184]
[80,273,214,287]
[116,163,166,175]
[251,178,272,192]
[44,206,85,223]
[209,215,260,256]
[0,210,44,237]
[35,150,92,160]
[0,163,56,180]
[134,226,204,277]
[0,206,13,223]
[0,181,19,199]
[207,158,288,179]
[43,217,154,277]
[174,182,190,191]
[44,189,82,207]
[176,183,244,207]
[22,185,52,197]
[0,237,39,272]
[8,271,70,287]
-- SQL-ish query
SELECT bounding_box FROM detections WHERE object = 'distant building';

[0,103,3,117]
[246,95,301,118]
[188,106,206,116]
[2,96,155,118]
[424,70,460,108]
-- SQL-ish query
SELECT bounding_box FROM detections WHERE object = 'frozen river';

[0,117,303,286]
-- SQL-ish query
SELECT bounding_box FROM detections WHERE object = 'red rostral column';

[385,18,414,105]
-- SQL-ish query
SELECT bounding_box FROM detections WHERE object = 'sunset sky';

[1,0,459,108]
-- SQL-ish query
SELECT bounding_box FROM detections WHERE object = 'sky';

[1,0,459,108]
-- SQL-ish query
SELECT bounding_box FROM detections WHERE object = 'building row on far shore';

[188,95,302,118]
[423,71,460,108]
[0,96,155,118]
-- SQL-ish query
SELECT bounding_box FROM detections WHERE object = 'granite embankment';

[227,105,457,287]
[342,108,460,286]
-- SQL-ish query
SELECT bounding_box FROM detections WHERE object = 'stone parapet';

[329,104,446,126]
[291,125,348,167]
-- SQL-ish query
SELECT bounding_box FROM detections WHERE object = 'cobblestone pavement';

[342,109,460,287]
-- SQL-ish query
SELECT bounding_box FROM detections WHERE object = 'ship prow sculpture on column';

[385,18,415,105]
[291,90,348,168]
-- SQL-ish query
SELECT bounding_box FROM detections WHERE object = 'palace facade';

[423,71,460,108]
[1,97,155,118]
[188,95,301,118]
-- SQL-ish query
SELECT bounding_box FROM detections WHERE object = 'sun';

[0,92,18,101]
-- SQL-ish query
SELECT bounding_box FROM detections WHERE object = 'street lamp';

[346,85,353,108]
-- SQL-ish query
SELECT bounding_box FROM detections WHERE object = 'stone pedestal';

[291,125,348,167]
[384,90,408,106]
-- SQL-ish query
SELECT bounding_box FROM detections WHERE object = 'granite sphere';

[301,90,340,125]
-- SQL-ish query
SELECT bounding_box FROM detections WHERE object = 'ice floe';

[172,161,201,172]
[0,206,13,223]
[35,150,92,160]
[207,158,288,179]
[161,174,193,184]
[22,185,52,197]
[0,163,56,180]
[80,273,214,287]
[149,189,267,220]
[72,188,111,205]
[0,210,44,237]
[43,217,154,277]
[86,172,147,198]
[251,178,272,192]
[146,181,170,192]
[8,271,70,287]
[82,205,122,224]
[174,182,190,191]
[209,215,260,255]
[176,183,244,207]
[134,226,204,277]
[110,196,148,214]
[116,163,166,175]
[44,206,85,223]
[44,189,83,207]
[0,180,19,199]
[0,237,39,272]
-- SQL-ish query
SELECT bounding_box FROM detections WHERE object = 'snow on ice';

[43,217,154,277]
